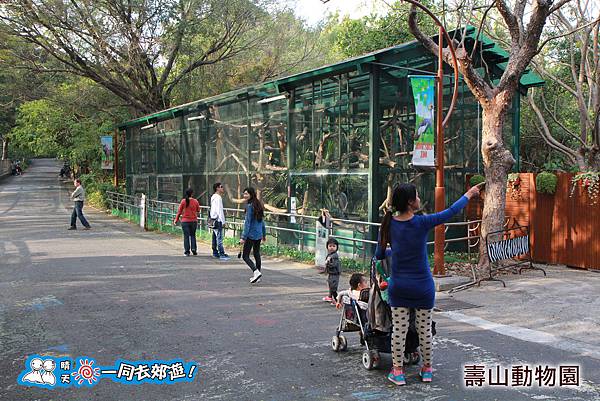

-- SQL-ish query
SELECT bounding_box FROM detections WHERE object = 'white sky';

[293,0,388,26]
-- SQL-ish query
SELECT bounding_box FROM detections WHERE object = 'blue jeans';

[211,221,225,256]
[181,221,197,255]
[70,201,90,228]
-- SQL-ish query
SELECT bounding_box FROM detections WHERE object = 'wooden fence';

[466,173,599,270]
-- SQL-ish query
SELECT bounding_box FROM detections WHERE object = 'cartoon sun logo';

[72,358,101,385]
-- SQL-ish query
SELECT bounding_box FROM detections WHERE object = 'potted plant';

[467,174,485,219]
[469,174,485,187]
[535,172,558,195]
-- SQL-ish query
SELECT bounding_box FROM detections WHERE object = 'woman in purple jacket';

[375,183,481,386]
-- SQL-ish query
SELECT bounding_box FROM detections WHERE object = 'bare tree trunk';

[302,187,310,213]
[406,0,575,282]
[379,173,395,211]
[587,148,600,170]
[1,138,8,160]
[277,124,287,166]
[477,105,515,275]
[258,128,265,171]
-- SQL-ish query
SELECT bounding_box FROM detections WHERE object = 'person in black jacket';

[323,238,340,304]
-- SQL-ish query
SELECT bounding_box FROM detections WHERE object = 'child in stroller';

[331,257,435,370]
[331,273,369,353]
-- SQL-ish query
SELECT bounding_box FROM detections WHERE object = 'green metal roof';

[460,26,544,89]
[118,26,544,129]
[116,87,253,129]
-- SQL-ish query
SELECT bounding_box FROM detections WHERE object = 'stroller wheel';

[362,350,379,370]
[404,351,420,365]
[372,351,381,368]
[339,335,347,351]
[331,335,341,352]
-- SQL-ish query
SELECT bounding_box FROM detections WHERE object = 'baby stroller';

[362,256,425,370]
[331,256,435,370]
[331,287,370,354]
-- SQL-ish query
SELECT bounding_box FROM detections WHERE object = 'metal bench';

[478,225,546,287]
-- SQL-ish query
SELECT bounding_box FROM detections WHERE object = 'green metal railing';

[106,191,485,271]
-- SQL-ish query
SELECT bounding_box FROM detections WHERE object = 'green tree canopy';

[1,0,275,114]
[9,79,128,168]
[323,1,436,59]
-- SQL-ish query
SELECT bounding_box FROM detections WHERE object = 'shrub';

[342,257,368,272]
[87,191,106,208]
[536,172,558,195]
[78,173,99,192]
[469,174,485,187]
[19,159,30,170]
[78,173,119,208]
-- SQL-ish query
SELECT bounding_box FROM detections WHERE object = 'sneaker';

[420,366,433,382]
[322,296,333,302]
[184,253,190,257]
[68,226,77,230]
[83,226,91,230]
[219,255,230,261]
[192,251,197,255]
[250,270,262,283]
[212,254,220,259]
[388,368,406,386]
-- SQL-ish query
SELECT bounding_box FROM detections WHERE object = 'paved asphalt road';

[1,159,599,401]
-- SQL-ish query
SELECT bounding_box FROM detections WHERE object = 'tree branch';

[157,1,192,92]
[407,4,493,105]
[531,60,578,97]
[470,3,495,60]
[540,91,588,147]
[497,0,553,94]
[549,0,575,14]
[528,91,579,165]
[537,16,600,53]
[496,0,521,45]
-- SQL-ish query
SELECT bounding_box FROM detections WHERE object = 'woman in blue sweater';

[240,187,266,284]
[375,183,481,385]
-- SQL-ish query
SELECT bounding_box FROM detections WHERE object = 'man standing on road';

[68,178,91,230]
[210,182,229,260]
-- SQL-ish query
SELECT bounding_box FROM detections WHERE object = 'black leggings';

[242,238,262,272]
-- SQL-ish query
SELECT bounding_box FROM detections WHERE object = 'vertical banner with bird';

[409,75,435,167]
[101,136,114,170]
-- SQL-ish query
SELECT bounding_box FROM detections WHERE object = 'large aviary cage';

[118,27,543,245]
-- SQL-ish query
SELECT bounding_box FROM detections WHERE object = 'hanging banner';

[101,136,114,170]
[410,75,435,167]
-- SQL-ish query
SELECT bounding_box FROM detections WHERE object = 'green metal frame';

[368,65,382,242]
[119,27,544,257]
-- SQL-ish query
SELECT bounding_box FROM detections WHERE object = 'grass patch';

[111,209,140,225]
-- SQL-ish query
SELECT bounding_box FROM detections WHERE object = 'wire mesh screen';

[156,175,182,202]
[124,46,516,226]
